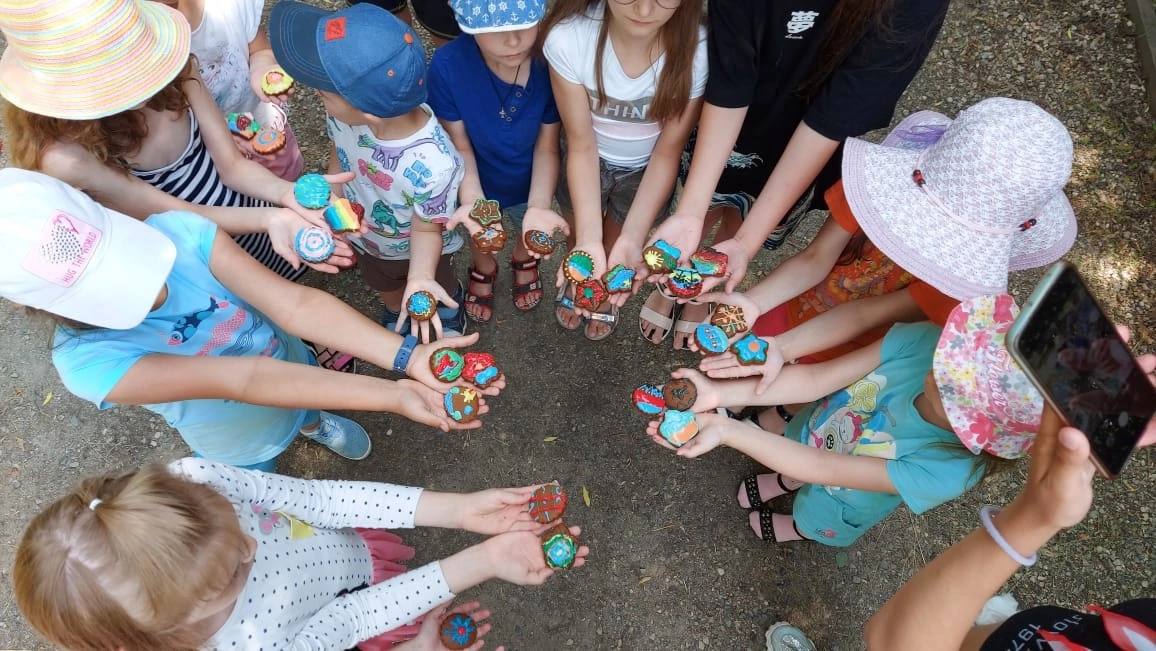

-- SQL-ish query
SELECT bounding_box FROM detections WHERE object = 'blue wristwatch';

[392,335,419,373]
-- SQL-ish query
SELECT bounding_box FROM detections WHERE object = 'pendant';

[498,108,507,119]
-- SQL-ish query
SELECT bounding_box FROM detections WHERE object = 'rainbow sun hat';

[0,0,191,120]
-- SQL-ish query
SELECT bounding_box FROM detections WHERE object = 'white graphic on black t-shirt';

[786,11,820,38]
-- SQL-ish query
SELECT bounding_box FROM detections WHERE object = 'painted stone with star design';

[469,197,502,227]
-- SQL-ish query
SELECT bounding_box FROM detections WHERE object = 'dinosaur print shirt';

[52,212,312,466]
[327,106,465,261]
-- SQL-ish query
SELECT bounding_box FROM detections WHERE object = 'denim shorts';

[556,154,674,224]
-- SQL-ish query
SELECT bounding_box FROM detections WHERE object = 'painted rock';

[472,226,507,253]
[690,246,728,277]
[252,126,286,154]
[693,323,730,355]
[294,227,335,263]
[573,279,609,311]
[439,613,478,650]
[227,111,259,139]
[662,378,698,411]
[731,332,769,366]
[524,229,557,255]
[602,263,636,293]
[293,173,331,209]
[406,290,437,321]
[429,348,465,383]
[261,66,295,97]
[711,304,749,337]
[541,522,578,570]
[642,239,680,274]
[562,249,595,283]
[659,409,699,447]
[469,198,502,227]
[528,481,568,524]
[632,384,666,415]
[462,351,502,388]
[667,267,704,299]
[324,198,361,233]
[443,386,481,423]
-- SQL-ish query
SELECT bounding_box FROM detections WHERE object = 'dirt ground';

[1,0,1154,648]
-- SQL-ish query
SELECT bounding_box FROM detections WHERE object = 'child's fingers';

[447,600,482,616]
[431,316,444,342]
[648,432,677,450]
[322,171,356,185]
[755,373,775,396]
[699,353,739,371]
[394,310,410,334]
[703,365,759,380]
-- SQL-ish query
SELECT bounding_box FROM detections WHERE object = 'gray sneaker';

[301,412,372,460]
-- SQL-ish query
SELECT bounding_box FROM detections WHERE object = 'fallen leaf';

[638,576,652,585]
[581,485,591,507]
[42,391,53,406]
[543,436,558,442]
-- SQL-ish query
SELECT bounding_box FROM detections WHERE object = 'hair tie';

[88,498,103,511]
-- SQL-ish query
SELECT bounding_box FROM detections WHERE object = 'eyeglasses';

[610,0,683,11]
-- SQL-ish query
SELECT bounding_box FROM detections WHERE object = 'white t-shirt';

[189,0,280,125]
[543,4,708,168]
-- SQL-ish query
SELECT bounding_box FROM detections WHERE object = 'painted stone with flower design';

[632,383,666,415]
[472,226,507,253]
[731,332,769,366]
[469,197,502,227]
[562,249,595,283]
[711,304,749,337]
[541,522,579,570]
[573,279,609,310]
[524,229,557,255]
[528,481,568,524]
[690,246,728,277]
[602,263,636,293]
[443,386,481,423]
[406,290,437,321]
[462,351,502,388]
[429,348,465,383]
[439,613,478,650]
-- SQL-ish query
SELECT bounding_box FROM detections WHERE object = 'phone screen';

[1014,267,1156,475]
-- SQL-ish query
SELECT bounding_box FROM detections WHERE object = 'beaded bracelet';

[979,505,1038,567]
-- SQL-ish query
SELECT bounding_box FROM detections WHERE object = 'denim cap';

[451,0,546,33]
[269,1,427,118]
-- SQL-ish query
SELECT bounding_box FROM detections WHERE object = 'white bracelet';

[979,505,1037,567]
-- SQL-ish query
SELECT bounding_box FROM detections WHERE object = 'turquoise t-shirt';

[52,211,311,466]
[788,322,980,539]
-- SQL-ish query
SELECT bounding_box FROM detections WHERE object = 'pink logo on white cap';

[21,211,102,287]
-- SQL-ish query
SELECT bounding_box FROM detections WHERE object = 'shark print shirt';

[327,106,465,261]
[52,212,313,467]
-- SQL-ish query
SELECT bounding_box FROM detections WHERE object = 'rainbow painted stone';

[693,323,730,355]
[462,352,502,388]
[406,290,437,321]
[439,613,478,650]
[528,481,568,524]
[293,227,335,263]
[469,198,503,227]
[711,304,749,337]
[667,267,704,299]
[472,226,507,253]
[324,198,361,233]
[690,246,728,277]
[731,332,769,366]
[642,239,680,274]
[573,279,609,311]
[562,250,595,283]
[444,386,481,423]
[429,348,465,383]
[541,523,579,570]
[602,263,635,293]
[632,384,666,415]
[226,111,259,140]
[662,378,698,412]
[659,409,699,447]
[261,66,295,98]
[524,229,557,255]
[293,173,331,209]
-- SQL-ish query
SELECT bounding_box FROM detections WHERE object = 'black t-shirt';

[702,0,949,201]
[980,599,1155,650]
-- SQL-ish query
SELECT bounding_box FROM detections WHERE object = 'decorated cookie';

[226,111,259,139]
[443,386,481,423]
[293,227,335,263]
[562,249,595,284]
[440,613,478,650]
[294,173,332,210]
[632,384,666,416]
[662,378,698,412]
[690,246,728,278]
[541,522,579,570]
[252,126,285,154]
[711,304,749,337]
[667,267,704,299]
[462,351,502,388]
[261,66,295,98]
[693,323,730,355]
[602,264,635,293]
[524,229,557,255]
[528,481,568,524]
[324,198,361,233]
[731,332,769,366]
[469,198,502,227]
[472,226,507,253]
[642,240,679,274]
[659,409,699,447]
[406,290,437,321]
[429,348,465,383]
[573,279,609,311]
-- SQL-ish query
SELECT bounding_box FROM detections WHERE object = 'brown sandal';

[510,256,543,312]
[465,266,496,323]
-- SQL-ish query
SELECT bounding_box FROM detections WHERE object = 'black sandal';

[510,256,543,312]
[757,508,805,542]
[465,266,496,323]
[739,473,800,510]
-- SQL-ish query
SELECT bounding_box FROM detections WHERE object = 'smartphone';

[1007,261,1156,478]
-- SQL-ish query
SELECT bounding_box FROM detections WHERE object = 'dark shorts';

[353,0,461,40]
[556,154,674,224]
[356,252,457,293]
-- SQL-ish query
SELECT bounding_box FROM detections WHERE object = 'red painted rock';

[528,481,568,524]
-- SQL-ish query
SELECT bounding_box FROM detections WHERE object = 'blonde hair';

[13,465,247,650]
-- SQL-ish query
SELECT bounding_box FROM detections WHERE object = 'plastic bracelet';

[979,505,1038,567]
[392,335,419,374]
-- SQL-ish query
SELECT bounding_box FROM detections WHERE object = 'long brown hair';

[799,0,897,96]
[539,0,702,123]
[13,465,247,650]
[4,59,194,172]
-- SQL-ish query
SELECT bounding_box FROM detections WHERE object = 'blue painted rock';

[659,409,699,447]
[731,332,769,366]
[632,384,666,415]
[602,263,636,293]
[541,522,579,569]
[693,323,730,355]
[294,173,331,209]
[294,227,335,263]
[406,290,437,321]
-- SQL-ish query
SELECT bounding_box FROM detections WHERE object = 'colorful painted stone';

[690,246,728,277]
[261,66,295,98]
[659,409,699,447]
[469,198,502,227]
[711,304,749,337]
[406,290,437,321]
[252,126,286,154]
[662,378,698,412]
[429,348,465,383]
[462,352,502,388]
[667,267,704,299]
[226,111,259,139]
[541,523,578,570]
[602,264,635,293]
[573,279,609,310]
[443,386,481,423]
[524,229,557,255]
[632,384,666,416]
[439,613,478,650]
[324,198,361,233]
[693,323,730,355]
[472,226,507,253]
[731,332,769,366]
[528,481,568,524]
[293,173,331,209]
[562,250,595,284]
[293,227,335,263]
[642,240,679,274]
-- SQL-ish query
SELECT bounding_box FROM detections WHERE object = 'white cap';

[0,169,176,329]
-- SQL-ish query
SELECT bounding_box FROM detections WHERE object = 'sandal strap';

[510,256,540,271]
[587,309,618,324]
[759,509,778,542]
[743,476,764,510]
[466,292,495,306]
[513,279,543,294]
[469,267,497,283]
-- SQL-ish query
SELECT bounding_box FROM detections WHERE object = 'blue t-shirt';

[788,322,980,517]
[428,35,560,208]
[52,211,312,466]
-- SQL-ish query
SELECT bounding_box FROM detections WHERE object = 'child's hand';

[250,59,295,106]
[264,207,356,274]
[605,235,645,308]
[644,211,705,271]
[667,368,724,413]
[409,333,506,396]
[395,601,500,651]
[483,525,589,585]
[646,410,729,458]
[398,280,460,343]
[697,335,786,395]
[444,203,484,237]
[699,238,751,294]
[393,378,488,431]
[554,241,606,318]
[457,485,539,535]
[279,171,359,227]
[695,291,761,336]
[520,207,570,260]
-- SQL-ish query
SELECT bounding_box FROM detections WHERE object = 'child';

[270,2,468,343]
[13,458,587,649]
[160,0,306,180]
[428,0,569,322]
[695,98,1076,419]
[0,169,500,471]
[649,295,1042,547]
[540,0,708,340]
